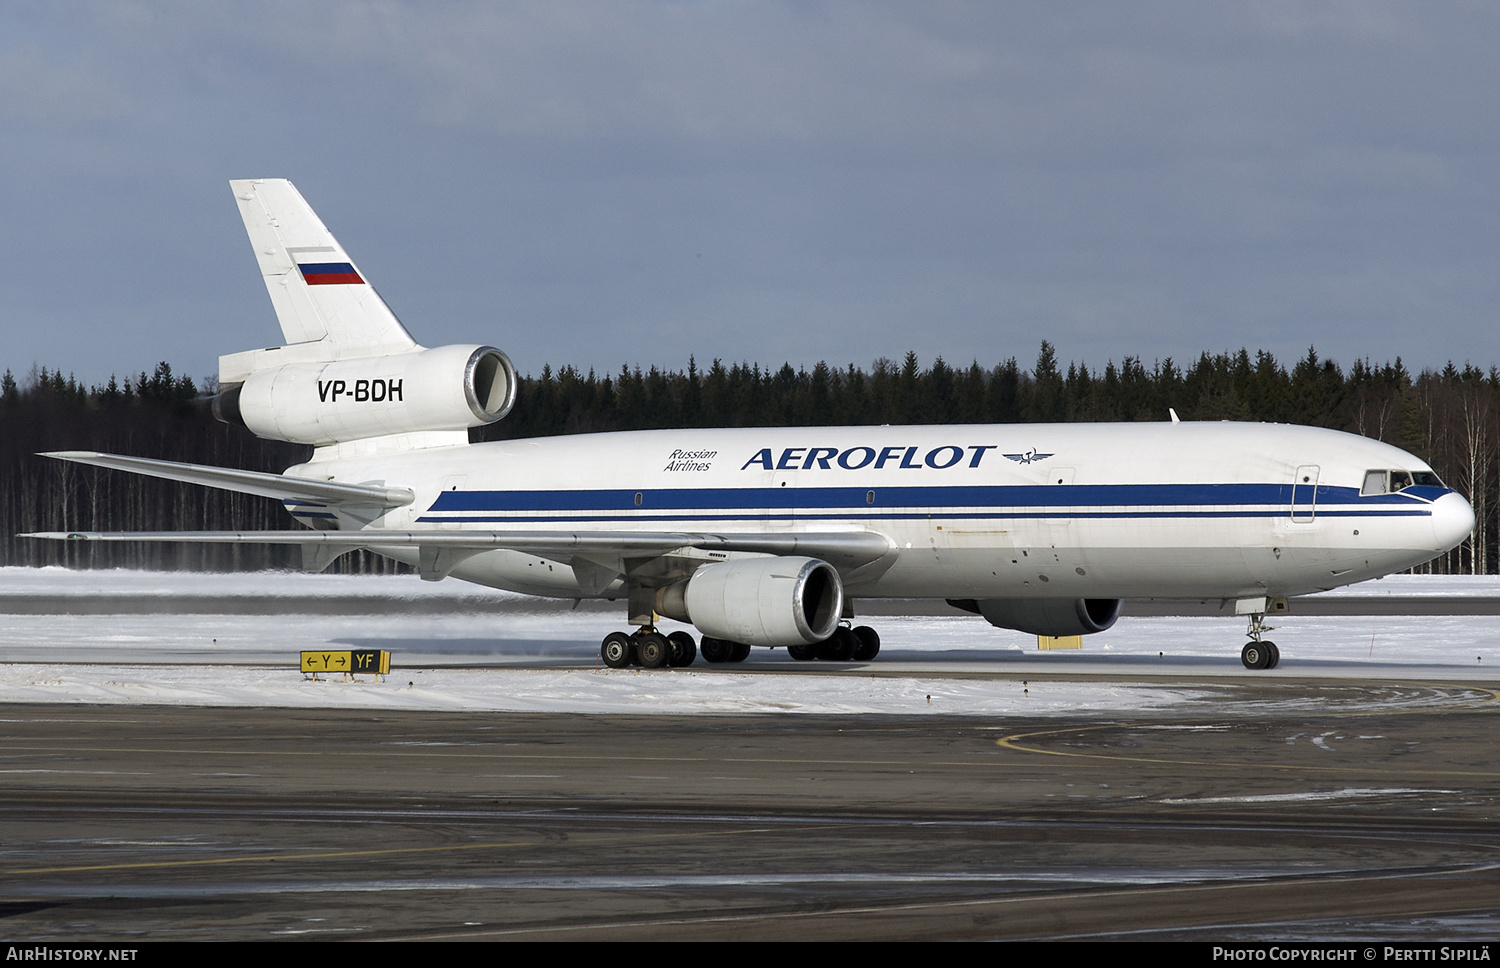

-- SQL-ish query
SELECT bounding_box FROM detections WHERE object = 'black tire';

[819,627,857,661]
[787,643,817,661]
[852,625,881,661]
[700,636,733,663]
[667,631,697,667]
[730,642,751,662]
[1265,641,1280,669]
[601,631,633,669]
[636,632,670,669]
[1241,641,1271,670]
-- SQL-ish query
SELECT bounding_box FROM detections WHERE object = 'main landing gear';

[600,628,698,669]
[787,625,880,662]
[1241,612,1281,670]
[598,624,882,669]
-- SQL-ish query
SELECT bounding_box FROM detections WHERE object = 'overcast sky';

[4,2,1499,388]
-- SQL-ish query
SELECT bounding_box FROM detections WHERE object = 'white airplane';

[27,179,1475,670]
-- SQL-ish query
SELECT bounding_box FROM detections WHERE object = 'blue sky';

[4,2,1499,387]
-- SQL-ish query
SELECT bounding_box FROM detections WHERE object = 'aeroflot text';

[741,446,998,472]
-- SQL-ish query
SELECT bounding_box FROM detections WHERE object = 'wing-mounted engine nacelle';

[954,597,1123,637]
[655,556,844,647]
[214,344,516,445]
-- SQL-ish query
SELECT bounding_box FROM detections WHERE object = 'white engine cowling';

[657,556,844,646]
[971,598,1123,637]
[215,344,516,445]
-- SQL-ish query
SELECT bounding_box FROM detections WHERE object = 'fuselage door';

[1291,464,1320,523]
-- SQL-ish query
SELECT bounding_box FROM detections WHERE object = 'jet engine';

[214,344,516,445]
[655,556,843,646]
[951,597,1123,637]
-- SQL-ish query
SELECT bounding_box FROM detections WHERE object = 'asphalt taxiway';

[0,679,1496,941]
[3,571,1498,940]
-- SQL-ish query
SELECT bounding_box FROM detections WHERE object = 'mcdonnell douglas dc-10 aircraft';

[27,179,1475,670]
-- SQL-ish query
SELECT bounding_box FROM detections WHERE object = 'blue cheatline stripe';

[426,482,1442,514]
[416,509,1431,524]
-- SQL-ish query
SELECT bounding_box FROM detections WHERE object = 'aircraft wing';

[28,450,895,582]
[39,452,414,508]
[21,528,896,582]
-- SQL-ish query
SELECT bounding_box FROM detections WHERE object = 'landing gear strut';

[1241,613,1280,670]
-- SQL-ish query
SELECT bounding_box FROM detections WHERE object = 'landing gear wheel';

[819,627,857,661]
[851,625,881,661]
[1264,641,1280,669]
[601,631,634,669]
[700,636,733,663]
[635,632,670,669]
[730,642,752,663]
[666,631,698,667]
[787,643,817,661]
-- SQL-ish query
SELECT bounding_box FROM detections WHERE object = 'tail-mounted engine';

[214,344,516,446]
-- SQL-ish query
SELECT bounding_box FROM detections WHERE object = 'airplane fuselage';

[287,420,1472,604]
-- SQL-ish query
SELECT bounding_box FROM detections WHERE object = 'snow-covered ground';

[4,565,1494,600]
[0,568,1495,714]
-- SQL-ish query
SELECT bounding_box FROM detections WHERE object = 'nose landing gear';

[1241,612,1280,670]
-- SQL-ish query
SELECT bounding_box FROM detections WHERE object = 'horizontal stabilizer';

[40,452,414,508]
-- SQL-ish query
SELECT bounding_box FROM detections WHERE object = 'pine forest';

[2,342,1494,576]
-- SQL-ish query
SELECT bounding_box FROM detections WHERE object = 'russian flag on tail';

[298,262,364,286]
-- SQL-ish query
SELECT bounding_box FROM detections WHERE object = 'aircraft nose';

[1430,491,1475,552]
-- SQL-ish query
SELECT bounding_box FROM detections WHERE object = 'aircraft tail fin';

[228,179,418,361]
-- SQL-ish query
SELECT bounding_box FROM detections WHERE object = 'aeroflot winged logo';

[1004,449,1054,465]
[741,445,999,471]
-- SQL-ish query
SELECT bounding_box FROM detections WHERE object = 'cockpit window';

[1361,469,1445,495]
